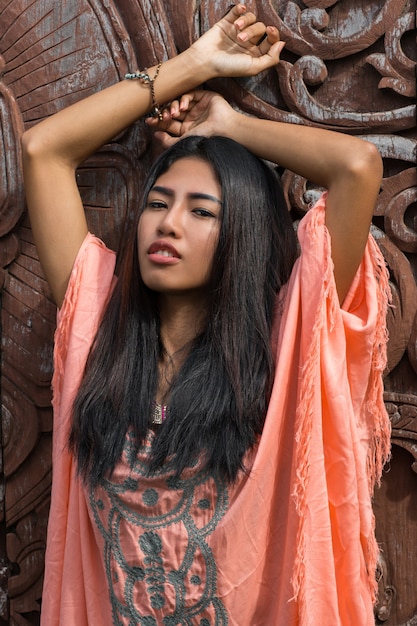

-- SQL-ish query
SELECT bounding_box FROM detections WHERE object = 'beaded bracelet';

[125,62,163,120]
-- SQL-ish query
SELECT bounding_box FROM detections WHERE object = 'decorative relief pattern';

[386,393,417,472]
[0,0,415,624]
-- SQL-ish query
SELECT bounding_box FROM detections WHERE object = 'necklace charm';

[152,402,168,424]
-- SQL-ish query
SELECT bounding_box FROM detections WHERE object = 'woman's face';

[137,157,222,298]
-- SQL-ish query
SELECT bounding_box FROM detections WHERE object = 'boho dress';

[41,196,391,626]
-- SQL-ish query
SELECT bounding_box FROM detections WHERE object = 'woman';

[22,4,390,625]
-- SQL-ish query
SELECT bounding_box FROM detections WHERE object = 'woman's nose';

[157,205,183,236]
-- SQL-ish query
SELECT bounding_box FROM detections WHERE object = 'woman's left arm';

[229,110,382,305]
[161,99,382,305]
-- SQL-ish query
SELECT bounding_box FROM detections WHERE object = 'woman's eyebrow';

[151,185,222,205]
[189,192,222,205]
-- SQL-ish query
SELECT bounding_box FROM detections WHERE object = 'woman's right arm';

[22,3,282,307]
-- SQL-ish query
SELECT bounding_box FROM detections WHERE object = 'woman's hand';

[190,4,285,79]
[146,91,238,149]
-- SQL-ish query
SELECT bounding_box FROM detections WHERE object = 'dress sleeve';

[299,193,391,486]
[43,233,116,626]
[52,233,116,444]
[276,193,391,622]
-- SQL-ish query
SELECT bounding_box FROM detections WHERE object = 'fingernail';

[235,18,244,29]
[238,31,248,41]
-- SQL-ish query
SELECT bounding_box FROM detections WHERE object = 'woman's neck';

[156,294,207,404]
[158,293,207,356]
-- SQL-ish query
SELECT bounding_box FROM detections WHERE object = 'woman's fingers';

[231,10,283,63]
[168,99,181,118]
[236,20,266,45]
[146,95,191,129]
[233,8,265,45]
[222,3,247,23]
[179,93,195,112]
[258,26,281,55]
[237,25,267,46]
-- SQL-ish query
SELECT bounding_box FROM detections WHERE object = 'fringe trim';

[290,203,335,624]
[290,203,391,620]
[363,235,391,601]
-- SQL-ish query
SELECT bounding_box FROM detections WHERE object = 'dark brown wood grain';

[0,0,416,623]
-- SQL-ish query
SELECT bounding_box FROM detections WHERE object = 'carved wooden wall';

[0,0,415,624]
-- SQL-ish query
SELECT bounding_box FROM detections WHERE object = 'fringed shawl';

[42,195,390,625]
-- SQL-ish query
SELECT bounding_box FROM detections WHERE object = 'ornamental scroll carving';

[0,1,416,624]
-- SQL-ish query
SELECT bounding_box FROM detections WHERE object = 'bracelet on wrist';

[125,62,163,120]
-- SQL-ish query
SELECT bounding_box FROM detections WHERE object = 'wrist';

[220,109,244,142]
[147,50,213,109]
[179,47,215,85]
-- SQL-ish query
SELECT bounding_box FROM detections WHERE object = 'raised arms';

[21,4,283,307]
[22,3,382,307]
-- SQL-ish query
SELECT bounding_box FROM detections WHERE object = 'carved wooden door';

[0,1,415,624]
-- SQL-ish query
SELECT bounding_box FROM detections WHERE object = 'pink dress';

[41,196,391,625]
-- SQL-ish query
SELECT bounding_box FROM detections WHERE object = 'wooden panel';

[0,0,416,623]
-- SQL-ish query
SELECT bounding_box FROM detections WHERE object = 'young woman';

[22,4,390,625]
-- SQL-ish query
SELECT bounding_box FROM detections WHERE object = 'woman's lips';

[147,241,181,264]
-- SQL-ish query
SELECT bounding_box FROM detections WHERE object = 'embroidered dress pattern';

[89,430,230,625]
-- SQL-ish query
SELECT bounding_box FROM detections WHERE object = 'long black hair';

[69,135,298,485]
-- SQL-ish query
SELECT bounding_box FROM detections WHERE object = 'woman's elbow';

[350,140,383,189]
[21,127,50,163]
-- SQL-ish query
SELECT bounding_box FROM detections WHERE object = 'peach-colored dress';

[41,196,390,625]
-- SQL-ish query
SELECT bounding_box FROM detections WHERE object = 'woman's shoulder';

[57,232,116,323]
[53,233,117,399]
[73,232,116,267]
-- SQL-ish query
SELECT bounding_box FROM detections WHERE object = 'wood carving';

[0,0,416,624]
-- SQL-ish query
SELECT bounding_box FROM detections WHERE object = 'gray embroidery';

[89,431,230,625]
[143,488,159,506]
[139,531,166,609]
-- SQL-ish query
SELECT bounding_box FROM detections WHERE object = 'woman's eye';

[147,200,167,210]
[192,208,216,218]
